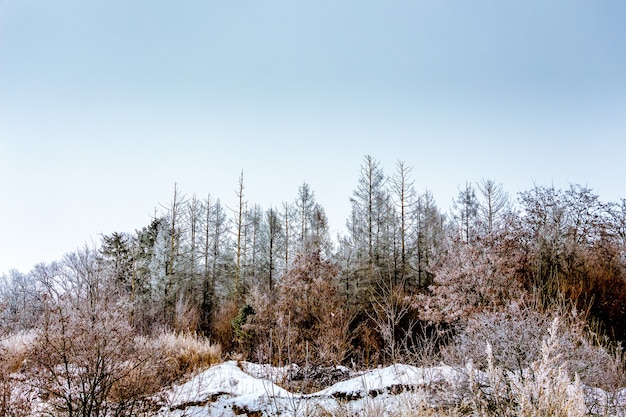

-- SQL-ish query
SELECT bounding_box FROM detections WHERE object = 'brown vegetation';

[1,161,626,414]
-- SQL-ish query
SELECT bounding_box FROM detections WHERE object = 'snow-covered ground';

[162,361,292,416]
[160,361,462,416]
[158,361,626,416]
[6,358,626,416]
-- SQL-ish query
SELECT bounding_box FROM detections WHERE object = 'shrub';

[211,300,239,354]
[232,304,256,355]
[443,300,625,390]
[28,299,157,416]
[465,318,587,417]
[247,249,349,366]
[419,233,526,324]
[0,336,33,417]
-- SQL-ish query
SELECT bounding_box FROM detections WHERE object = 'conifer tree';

[477,178,510,235]
[413,190,445,290]
[295,182,316,249]
[233,171,246,302]
[390,160,416,287]
[452,182,479,244]
[349,155,388,287]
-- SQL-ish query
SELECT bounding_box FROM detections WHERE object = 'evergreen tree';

[390,160,416,287]
[199,195,232,333]
[452,182,479,244]
[477,178,510,235]
[295,182,316,250]
[349,155,389,294]
[100,231,134,295]
[412,190,445,290]
[262,207,283,291]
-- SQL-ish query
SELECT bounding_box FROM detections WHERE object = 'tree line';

[3,155,626,368]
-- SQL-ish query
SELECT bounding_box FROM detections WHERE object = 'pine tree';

[413,190,445,290]
[477,178,510,235]
[349,155,389,288]
[452,182,479,244]
[390,160,416,287]
[295,182,316,250]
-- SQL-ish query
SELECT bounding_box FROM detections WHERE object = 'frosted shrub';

[466,318,587,417]
[370,284,401,363]
[420,233,526,324]
[513,318,585,417]
[442,301,547,372]
[0,330,35,361]
[247,249,349,367]
[443,301,623,390]
[29,301,157,416]
[26,249,172,416]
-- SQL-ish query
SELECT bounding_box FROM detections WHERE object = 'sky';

[1,0,625,274]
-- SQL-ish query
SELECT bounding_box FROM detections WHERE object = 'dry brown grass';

[0,331,36,417]
[0,331,34,373]
[139,331,222,383]
[211,300,239,353]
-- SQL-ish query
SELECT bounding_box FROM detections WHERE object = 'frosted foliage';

[444,303,623,389]
[420,235,524,323]
[466,318,587,417]
[28,302,147,416]
[248,249,348,366]
[442,302,547,370]
[149,221,170,292]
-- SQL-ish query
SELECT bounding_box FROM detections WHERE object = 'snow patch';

[163,360,290,412]
[159,361,626,417]
[315,364,464,397]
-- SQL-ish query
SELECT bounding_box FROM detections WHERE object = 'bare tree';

[30,249,158,416]
[234,171,246,302]
[368,278,411,364]
[0,269,42,331]
[390,160,416,287]
[282,201,293,269]
[186,193,202,287]
[477,178,510,235]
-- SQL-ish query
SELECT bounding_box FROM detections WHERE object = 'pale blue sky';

[1,0,625,273]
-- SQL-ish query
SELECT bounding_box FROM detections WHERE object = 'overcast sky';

[1,0,625,274]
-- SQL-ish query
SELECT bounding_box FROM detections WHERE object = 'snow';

[158,360,626,416]
[6,357,625,416]
[316,363,465,398]
[159,361,470,416]
[167,361,290,401]
[239,361,297,383]
[163,360,291,414]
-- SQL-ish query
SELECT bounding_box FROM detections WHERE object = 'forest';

[2,155,626,416]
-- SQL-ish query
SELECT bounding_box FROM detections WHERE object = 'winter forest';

[2,155,626,416]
